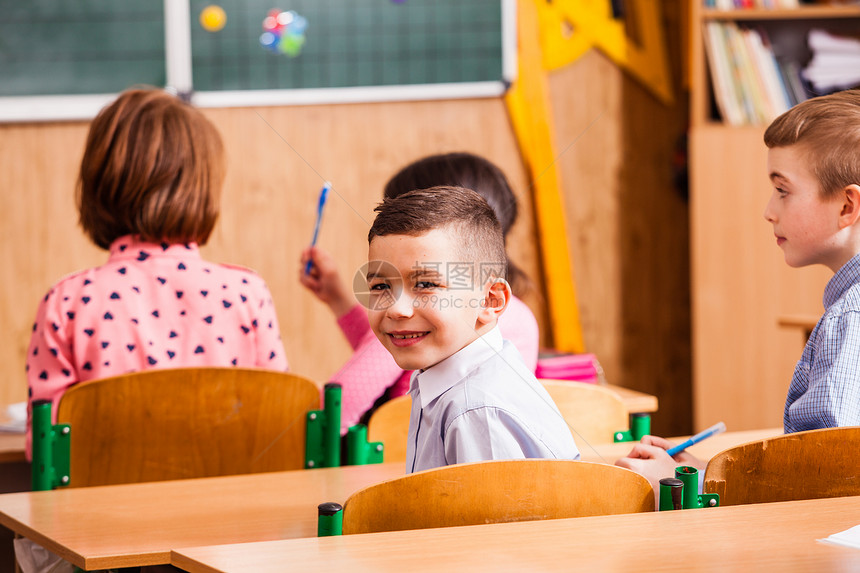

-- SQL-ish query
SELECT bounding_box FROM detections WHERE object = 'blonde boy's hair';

[764,89,860,198]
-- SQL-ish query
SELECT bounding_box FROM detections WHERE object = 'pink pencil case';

[535,352,604,384]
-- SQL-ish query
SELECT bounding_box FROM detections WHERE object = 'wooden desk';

[172,496,860,573]
[605,383,658,414]
[0,463,404,571]
[0,428,781,570]
[779,314,819,339]
[580,427,782,464]
[0,432,25,464]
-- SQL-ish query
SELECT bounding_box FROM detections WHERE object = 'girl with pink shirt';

[300,152,539,432]
[26,88,288,456]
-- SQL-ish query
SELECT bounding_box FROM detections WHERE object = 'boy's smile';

[366,227,501,371]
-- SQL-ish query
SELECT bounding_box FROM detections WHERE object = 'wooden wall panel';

[691,126,829,432]
[548,48,691,433]
[548,54,625,384]
[0,98,546,410]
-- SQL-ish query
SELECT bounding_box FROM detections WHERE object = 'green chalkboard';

[0,0,166,97]
[0,0,506,111]
[189,0,505,92]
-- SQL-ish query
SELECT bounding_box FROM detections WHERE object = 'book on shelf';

[703,21,794,125]
[778,60,812,107]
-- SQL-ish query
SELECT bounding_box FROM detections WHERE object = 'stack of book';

[802,29,860,93]
[703,21,802,125]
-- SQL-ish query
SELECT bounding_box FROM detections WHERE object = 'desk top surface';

[172,496,860,573]
[604,383,658,413]
[0,432,25,463]
[0,427,782,570]
[578,427,781,464]
[0,463,404,570]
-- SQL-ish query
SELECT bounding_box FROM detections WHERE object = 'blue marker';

[304,181,331,275]
[666,421,726,457]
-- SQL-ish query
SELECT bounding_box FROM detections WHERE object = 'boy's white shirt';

[410,326,503,409]
[405,326,580,473]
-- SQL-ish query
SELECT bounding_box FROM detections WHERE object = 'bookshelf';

[688,2,859,430]
[691,3,860,127]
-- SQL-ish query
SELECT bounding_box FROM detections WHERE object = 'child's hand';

[299,246,354,318]
[615,435,706,502]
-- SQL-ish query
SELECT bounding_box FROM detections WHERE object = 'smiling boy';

[366,186,579,473]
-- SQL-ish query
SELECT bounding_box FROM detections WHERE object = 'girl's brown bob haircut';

[77,88,225,250]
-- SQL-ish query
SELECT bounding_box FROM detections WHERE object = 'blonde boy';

[617,89,860,489]
[366,186,579,473]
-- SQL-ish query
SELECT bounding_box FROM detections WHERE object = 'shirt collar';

[411,326,504,409]
[824,253,860,308]
[108,235,202,261]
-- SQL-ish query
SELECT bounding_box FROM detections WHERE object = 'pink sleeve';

[329,328,407,433]
[335,304,372,350]
[498,295,540,372]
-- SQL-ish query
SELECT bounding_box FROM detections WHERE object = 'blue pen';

[304,181,331,275]
[666,421,726,457]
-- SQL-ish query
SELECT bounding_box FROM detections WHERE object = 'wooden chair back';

[56,367,320,487]
[341,459,653,534]
[703,426,860,506]
[367,380,628,462]
[539,379,629,448]
[367,395,412,462]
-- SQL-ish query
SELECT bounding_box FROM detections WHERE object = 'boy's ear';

[477,278,511,326]
[838,184,860,229]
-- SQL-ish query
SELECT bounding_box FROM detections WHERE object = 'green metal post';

[323,383,342,468]
[30,400,71,490]
[345,424,384,465]
[658,477,684,511]
[629,413,651,441]
[318,502,343,536]
[31,400,53,491]
[613,413,652,443]
[675,466,719,509]
[676,466,700,509]
[305,383,343,468]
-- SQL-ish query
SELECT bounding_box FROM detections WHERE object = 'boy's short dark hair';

[368,186,507,282]
[77,88,224,250]
[764,88,860,198]
[383,152,527,294]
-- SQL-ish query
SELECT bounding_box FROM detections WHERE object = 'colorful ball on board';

[200,5,227,32]
[259,9,307,57]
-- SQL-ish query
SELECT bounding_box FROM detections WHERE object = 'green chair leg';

[30,400,70,490]
[659,466,719,510]
[318,502,343,536]
[345,424,384,465]
[613,412,651,443]
[305,383,343,468]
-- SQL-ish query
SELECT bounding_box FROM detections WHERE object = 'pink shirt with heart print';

[25,235,288,457]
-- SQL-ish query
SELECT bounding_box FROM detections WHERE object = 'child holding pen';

[300,152,539,432]
[617,89,860,492]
